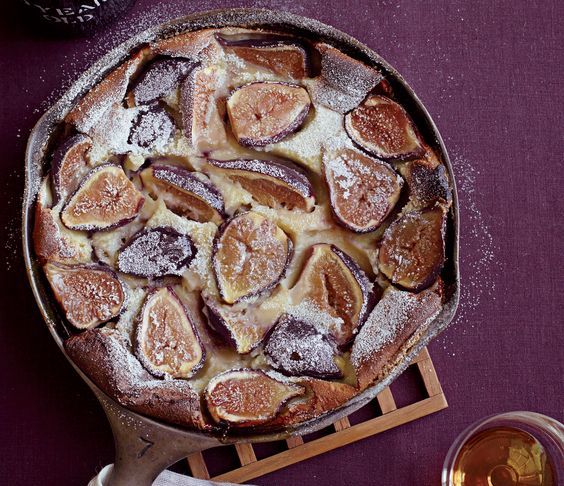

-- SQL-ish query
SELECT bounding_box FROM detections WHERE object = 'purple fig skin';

[203,297,240,349]
[128,57,198,106]
[207,158,315,211]
[204,368,305,427]
[44,262,126,330]
[405,160,452,208]
[310,43,382,114]
[61,164,145,232]
[378,206,446,293]
[344,96,424,162]
[203,297,274,354]
[117,227,197,278]
[128,104,176,149]
[328,245,377,340]
[51,133,92,204]
[227,82,312,148]
[134,286,206,379]
[215,32,316,78]
[143,163,226,222]
[264,314,343,379]
[211,212,294,304]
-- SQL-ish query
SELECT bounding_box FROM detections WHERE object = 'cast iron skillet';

[22,9,460,485]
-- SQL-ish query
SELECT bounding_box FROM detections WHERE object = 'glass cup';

[442,411,563,486]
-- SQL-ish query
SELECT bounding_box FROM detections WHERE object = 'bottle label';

[21,0,109,24]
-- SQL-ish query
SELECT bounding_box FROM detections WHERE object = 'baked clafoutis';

[33,27,452,432]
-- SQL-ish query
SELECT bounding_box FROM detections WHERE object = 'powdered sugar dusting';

[436,153,501,357]
[264,314,341,378]
[265,104,343,172]
[286,299,345,338]
[351,286,439,367]
[132,58,197,105]
[117,227,196,278]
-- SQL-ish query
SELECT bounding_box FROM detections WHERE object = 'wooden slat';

[187,451,210,479]
[213,394,448,484]
[376,387,397,414]
[333,417,350,432]
[410,347,431,364]
[417,354,444,398]
[285,436,304,449]
[235,443,257,465]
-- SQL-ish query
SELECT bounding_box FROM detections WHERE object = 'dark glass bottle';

[19,0,136,36]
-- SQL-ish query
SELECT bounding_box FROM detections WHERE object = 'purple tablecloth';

[1,1,562,484]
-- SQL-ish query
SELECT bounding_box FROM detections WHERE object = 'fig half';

[140,163,225,224]
[44,263,125,330]
[310,43,382,114]
[345,95,423,161]
[226,82,311,147]
[323,148,403,233]
[127,57,198,106]
[212,212,292,304]
[208,158,315,211]
[291,244,374,346]
[135,287,206,379]
[117,227,196,278]
[61,164,145,232]
[378,206,446,292]
[127,104,176,149]
[264,314,343,379]
[403,155,451,208]
[204,369,304,427]
[216,32,311,79]
[179,65,229,151]
[51,133,92,203]
[204,296,273,354]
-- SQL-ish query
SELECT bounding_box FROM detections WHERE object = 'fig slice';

[61,164,145,232]
[310,43,383,114]
[128,104,176,149]
[226,82,311,147]
[127,57,198,106]
[204,369,304,426]
[403,155,451,209]
[264,314,343,379]
[345,95,423,161]
[117,227,196,278]
[291,244,374,346]
[44,263,125,330]
[323,148,403,233]
[51,133,92,203]
[378,206,446,292]
[208,158,315,211]
[135,287,206,379]
[212,212,292,304]
[216,32,311,79]
[140,163,225,224]
[179,65,229,152]
[204,296,273,354]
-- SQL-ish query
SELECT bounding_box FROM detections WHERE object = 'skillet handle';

[93,390,220,486]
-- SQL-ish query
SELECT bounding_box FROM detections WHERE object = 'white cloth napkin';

[88,465,253,486]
